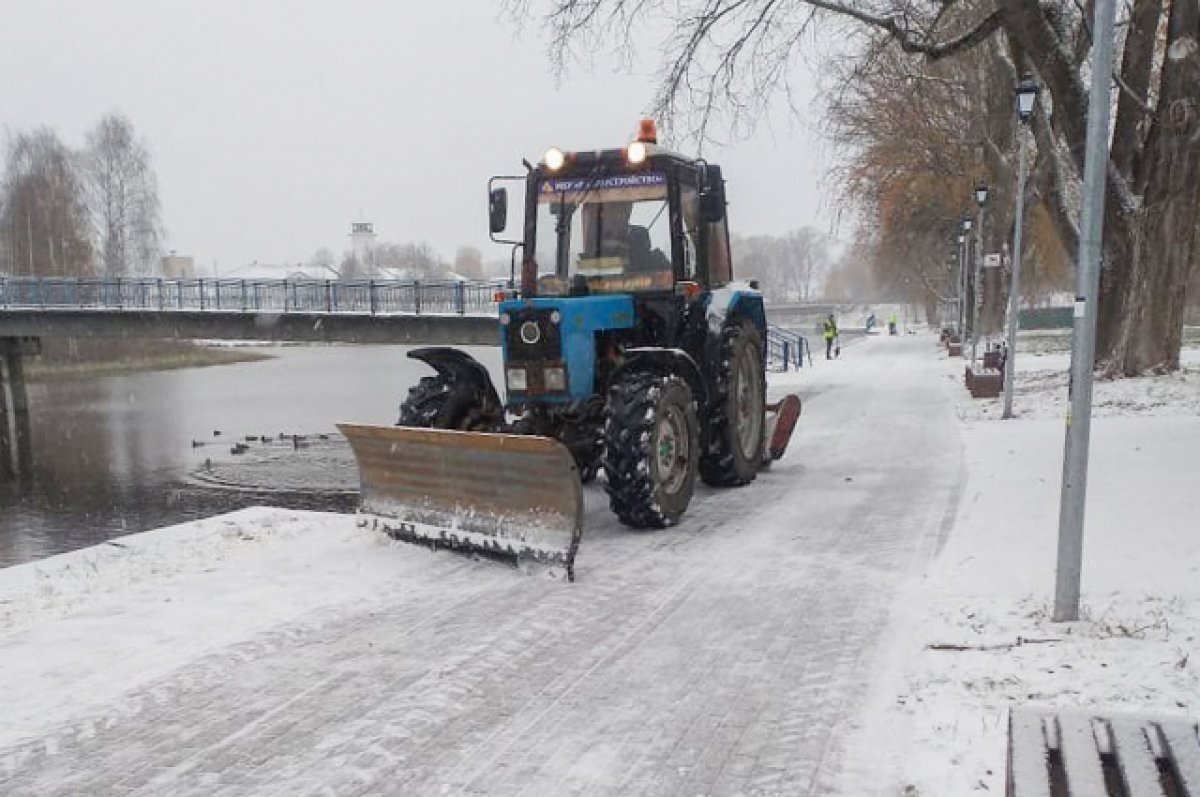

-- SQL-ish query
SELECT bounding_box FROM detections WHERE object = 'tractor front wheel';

[398,374,499,431]
[603,372,699,528]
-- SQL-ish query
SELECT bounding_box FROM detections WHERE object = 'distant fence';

[0,277,508,316]
[1018,306,1073,330]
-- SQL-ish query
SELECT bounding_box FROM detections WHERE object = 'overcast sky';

[2,1,836,276]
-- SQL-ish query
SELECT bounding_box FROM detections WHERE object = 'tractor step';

[338,423,584,580]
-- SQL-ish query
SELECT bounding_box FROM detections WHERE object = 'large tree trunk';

[1100,0,1200,375]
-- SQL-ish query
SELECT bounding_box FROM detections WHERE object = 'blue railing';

[0,277,509,316]
[767,325,810,371]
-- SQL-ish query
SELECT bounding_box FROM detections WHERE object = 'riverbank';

[24,338,272,381]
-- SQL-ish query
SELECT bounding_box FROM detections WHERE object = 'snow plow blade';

[337,423,584,580]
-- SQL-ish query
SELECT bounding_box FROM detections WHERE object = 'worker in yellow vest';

[822,314,839,359]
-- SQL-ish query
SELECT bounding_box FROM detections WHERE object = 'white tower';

[350,222,376,275]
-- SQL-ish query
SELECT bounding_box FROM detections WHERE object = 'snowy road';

[0,334,962,796]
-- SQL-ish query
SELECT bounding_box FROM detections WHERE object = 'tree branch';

[800,0,1004,59]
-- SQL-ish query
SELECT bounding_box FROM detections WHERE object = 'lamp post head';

[1015,74,1039,123]
[961,216,973,232]
[975,183,989,206]
[957,234,965,244]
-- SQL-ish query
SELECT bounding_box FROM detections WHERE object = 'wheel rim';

[734,353,763,460]
[655,402,690,495]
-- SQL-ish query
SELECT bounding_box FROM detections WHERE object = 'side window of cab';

[707,219,732,286]
[680,185,700,280]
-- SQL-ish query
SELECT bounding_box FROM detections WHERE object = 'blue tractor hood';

[499,294,635,403]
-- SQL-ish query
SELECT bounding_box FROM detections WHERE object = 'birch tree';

[1,128,93,277]
[83,113,163,277]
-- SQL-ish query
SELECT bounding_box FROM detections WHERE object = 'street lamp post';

[955,236,964,336]
[961,217,973,340]
[970,185,989,368]
[1002,76,1041,419]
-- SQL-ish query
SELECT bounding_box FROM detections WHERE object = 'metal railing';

[767,326,810,371]
[0,277,509,316]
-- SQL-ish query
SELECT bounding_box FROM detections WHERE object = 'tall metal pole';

[970,206,985,368]
[955,237,964,333]
[1054,0,1119,622]
[957,238,967,336]
[1002,130,1030,419]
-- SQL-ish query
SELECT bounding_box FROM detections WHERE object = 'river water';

[0,344,502,568]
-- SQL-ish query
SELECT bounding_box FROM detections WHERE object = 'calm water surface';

[0,344,502,567]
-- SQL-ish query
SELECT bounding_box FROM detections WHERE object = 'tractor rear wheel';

[700,320,765,487]
[398,375,498,431]
[603,372,699,528]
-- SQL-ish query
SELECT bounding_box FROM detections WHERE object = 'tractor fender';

[703,283,767,377]
[705,281,766,336]
[407,347,502,409]
[613,347,707,408]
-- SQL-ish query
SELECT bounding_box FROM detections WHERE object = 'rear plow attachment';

[763,394,802,463]
[337,424,584,580]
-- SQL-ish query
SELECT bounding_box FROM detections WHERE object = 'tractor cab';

[489,120,733,300]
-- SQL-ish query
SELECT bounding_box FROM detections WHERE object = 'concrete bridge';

[0,276,502,344]
[0,277,505,479]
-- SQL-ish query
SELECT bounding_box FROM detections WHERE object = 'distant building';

[350,222,376,275]
[161,254,195,278]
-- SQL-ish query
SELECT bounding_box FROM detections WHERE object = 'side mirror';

[488,187,508,235]
[700,164,726,223]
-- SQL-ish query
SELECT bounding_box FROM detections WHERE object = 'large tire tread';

[398,374,496,430]
[603,372,698,529]
[699,321,765,487]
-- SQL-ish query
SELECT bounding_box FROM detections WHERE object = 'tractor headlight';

[506,367,527,391]
[544,366,566,391]
[549,310,562,325]
[519,320,541,345]
[544,147,566,171]
[499,312,511,326]
[627,141,648,165]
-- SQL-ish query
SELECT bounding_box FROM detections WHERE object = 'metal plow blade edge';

[337,423,584,581]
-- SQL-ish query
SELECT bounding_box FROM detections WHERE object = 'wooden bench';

[965,365,1003,398]
[1008,707,1200,796]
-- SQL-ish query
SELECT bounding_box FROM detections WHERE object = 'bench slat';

[1157,722,1200,795]
[1109,719,1165,797]
[1058,714,1109,796]
[1008,709,1053,797]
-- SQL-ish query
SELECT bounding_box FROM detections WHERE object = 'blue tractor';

[340,121,801,578]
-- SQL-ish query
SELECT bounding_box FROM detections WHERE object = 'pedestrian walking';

[888,313,898,336]
[822,314,839,359]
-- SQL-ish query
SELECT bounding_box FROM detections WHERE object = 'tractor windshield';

[533,172,673,295]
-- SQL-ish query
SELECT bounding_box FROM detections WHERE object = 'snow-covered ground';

[842,332,1200,795]
[2,331,1197,795]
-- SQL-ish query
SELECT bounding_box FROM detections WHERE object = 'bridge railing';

[0,277,510,316]
[766,325,811,371]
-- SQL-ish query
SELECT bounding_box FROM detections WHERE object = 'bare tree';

[82,113,163,277]
[733,228,829,301]
[306,246,337,277]
[374,241,448,279]
[1,128,93,277]
[453,246,485,279]
[523,0,1200,375]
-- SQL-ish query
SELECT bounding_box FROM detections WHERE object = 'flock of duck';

[191,430,332,456]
